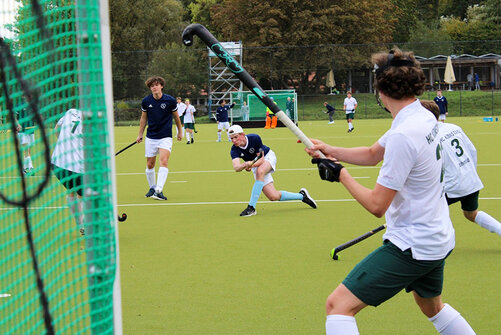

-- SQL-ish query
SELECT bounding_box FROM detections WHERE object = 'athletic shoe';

[23,168,33,175]
[79,228,85,236]
[145,188,155,198]
[191,138,194,144]
[299,188,317,209]
[186,141,190,144]
[347,129,352,133]
[328,121,335,124]
[239,205,256,217]
[151,191,167,200]
[216,139,221,142]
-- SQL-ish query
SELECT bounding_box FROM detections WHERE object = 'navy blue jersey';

[230,134,270,161]
[433,96,448,115]
[215,103,235,122]
[325,104,335,113]
[141,93,178,139]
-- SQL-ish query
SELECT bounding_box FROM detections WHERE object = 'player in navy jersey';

[433,90,448,122]
[228,125,317,216]
[136,76,183,201]
[215,100,235,142]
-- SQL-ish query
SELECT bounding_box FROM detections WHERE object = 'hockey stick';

[182,24,325,158]
[330,224,387,260]
[249,148,264,168]
[115,141,137,156]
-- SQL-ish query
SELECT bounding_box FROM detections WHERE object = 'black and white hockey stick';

[330,224,387,260]
[182,24,324,158]
[115,141,137,157]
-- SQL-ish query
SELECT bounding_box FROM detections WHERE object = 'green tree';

[441,2,501,55]
[406,21,454,57]
[208,0,396,93]
[143,42,207,98]
[110,0,185,99]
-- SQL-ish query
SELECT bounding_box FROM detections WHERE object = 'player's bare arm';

[339,170,396,218]
[232,157,248,172]
[173,111,183,141]
[136,111,147,143]
[306,139,384,166]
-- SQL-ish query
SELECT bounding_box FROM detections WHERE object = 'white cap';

[228,125,244,135]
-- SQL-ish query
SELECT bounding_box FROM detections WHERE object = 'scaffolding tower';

[208,41,243,117]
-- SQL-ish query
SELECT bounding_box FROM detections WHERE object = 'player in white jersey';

[51,108,85,235]
[421,100,501,237]
[343,91,357,133]
[307,49,475,335]
[176,97,186,138]
[183,99,196,144]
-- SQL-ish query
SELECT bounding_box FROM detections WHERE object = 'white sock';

[218,132,221,141]
[186,132,191,141]
[326,315,359,335]
[475,211,501,236]
[155,167,168,193]
[27,156,33,169]
[146,168,156,189]
[429,304,476,335]
[349,123,353,130]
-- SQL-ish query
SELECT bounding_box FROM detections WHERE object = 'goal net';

[0,1,121,334]
[229,90,298,123]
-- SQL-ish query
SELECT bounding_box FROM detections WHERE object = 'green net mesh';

[0,1,118,334]
[230,90,297,122]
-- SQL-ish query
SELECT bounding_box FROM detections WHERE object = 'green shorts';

[446,191,479,211]
[184,123,195,129]
[342,240,451,306]
[52,164,83,196]
[345,113,355,120]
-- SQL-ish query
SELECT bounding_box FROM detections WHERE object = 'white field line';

[1,197,500,211]
[1,164,499,179]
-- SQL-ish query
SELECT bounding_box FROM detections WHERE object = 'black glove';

[311,158,344,182]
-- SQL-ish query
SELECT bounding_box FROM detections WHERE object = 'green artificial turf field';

[116,117,501,334]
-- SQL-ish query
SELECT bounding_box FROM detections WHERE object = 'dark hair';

[145,76,165,88]
[372,48,426,99]
[420,100,439,120]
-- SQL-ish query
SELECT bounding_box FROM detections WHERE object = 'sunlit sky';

[0,1,20,39]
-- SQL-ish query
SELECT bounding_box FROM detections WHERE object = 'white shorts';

[438,114,446,121]
[218,122,230,131]
[18,132,35,145]
[145,137,172,157]
[252,149,277,186]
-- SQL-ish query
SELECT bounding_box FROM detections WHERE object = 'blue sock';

[249,181,265,207]
[279,191,303,201]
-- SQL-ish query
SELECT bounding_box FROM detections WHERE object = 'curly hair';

[145,76,165,88]
[372,48,426,99]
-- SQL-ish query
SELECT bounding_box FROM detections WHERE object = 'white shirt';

[51,109,84,173]
[183,105,195,123]
[343,97,357,113]
[437,122,483,198]
[177,102,187,117]
[377,99,455,260]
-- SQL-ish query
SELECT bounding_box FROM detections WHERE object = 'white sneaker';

[328,121,335,124]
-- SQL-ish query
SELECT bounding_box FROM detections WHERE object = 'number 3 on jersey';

[450,138,464,157]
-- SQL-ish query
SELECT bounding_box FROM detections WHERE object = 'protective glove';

[311,158,344,182]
